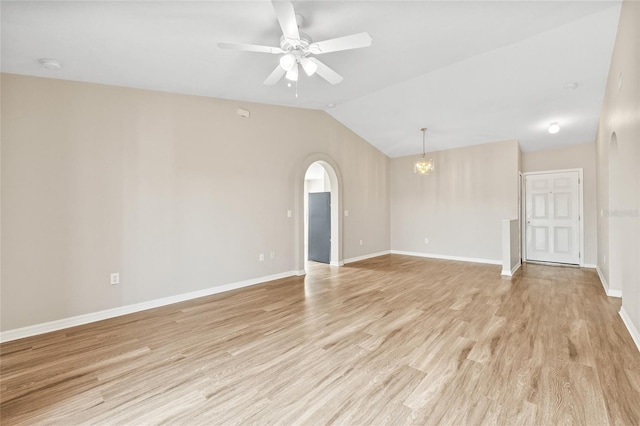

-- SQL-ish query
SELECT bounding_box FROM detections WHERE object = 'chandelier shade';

[414,128,434,175]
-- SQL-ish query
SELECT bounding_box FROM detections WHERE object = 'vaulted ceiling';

[1,1,621,156]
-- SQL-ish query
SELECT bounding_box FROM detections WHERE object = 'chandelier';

[414,128,434,175]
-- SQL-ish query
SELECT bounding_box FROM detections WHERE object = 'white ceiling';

[1,1,621,157]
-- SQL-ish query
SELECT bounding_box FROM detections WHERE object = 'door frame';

[295,154,343,274]
[521,168,584,267]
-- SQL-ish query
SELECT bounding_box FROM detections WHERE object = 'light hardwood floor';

[1,255,639,425]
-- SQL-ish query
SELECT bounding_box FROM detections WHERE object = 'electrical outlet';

[345,210,349,217]
[270,252,275,259]
[424,238,429,244]
[359,239,363,245]
[287,210,292,218]
[259,253,265,261]
[603,255,606,264]
[110,273,120,285]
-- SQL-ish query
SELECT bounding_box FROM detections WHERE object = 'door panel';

[554,227,571,253]
[533,194,548,218]
[554,193,571,218]
[308,192,331,264]
[532,227,548,251]
[525,171,580,264]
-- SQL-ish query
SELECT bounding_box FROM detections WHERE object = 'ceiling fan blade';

[308,58,343,85]
[264,65,286,85]
[308,32,372,54]
[218,42,284,54]
[272,1,300,43]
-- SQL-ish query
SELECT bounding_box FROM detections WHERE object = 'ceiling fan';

[218,1,372,86]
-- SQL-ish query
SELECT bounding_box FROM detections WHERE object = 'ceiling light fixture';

[39,58,63,70]
[414,128,434,175]
[548,122,560,134]
[300,57,318,76]
[279,53,296,71]
[285,64,299,81]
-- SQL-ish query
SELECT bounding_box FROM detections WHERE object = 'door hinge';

[578,178,581,184]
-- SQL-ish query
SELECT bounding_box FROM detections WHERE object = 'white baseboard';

[0,270,299,343]
[391,250,502,266]
[583,263,597,269]
[343,250,391,264]
[596,265,622,298]
[620,307,640,353]
[502,261,522,277]
[295,270,306,276]
[330,261,345,267]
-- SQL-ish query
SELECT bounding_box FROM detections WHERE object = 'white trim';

[619,307,640,353]
[608,290,622,297]
[523,168,587,176]
[391,250,501,265]
[596,265,622,298]
[329,261,345,267]
[596,265,609,293]
[343,250,391,264]
[297,155,344,273]
[583,263,597,269]
[0,270,299,343]
[295,270,306,276]
[502,261,522,277]
[521,168,584,267]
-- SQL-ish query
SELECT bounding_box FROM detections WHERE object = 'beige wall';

[522,142,597,265]
[595,1,640,331]
[390,140,520,262]
[0,74,391,331]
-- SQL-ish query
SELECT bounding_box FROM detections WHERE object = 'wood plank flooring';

[1,255,639,425]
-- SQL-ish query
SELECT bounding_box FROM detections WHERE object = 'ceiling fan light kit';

[414,128,435,175]
[286,65,299,82]
[218,0,372,87]
[300,57,318,77]
[279,53,296,71]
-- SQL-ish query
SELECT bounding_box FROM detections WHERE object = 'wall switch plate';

[424,238,429,244]
[287,210,292,218]
[270,252,275,259]
[359,240,363,245]
[259,254,265,261]
[110,273,120,285]
[344,210,349,216]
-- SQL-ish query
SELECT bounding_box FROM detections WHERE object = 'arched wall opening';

[609,131,622,293]
[295,154,343,274]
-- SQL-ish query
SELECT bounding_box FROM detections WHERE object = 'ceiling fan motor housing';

[280,33,312,53]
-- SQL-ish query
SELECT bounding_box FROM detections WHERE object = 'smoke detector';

[39,59,63,70]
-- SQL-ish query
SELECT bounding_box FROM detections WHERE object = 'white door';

[525,171,580,265]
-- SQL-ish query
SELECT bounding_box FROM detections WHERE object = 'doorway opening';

[295,156,343,274]
[305,163,332,264]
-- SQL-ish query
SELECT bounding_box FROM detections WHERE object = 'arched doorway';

[294,155,343,274]
[609,131,622,294]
